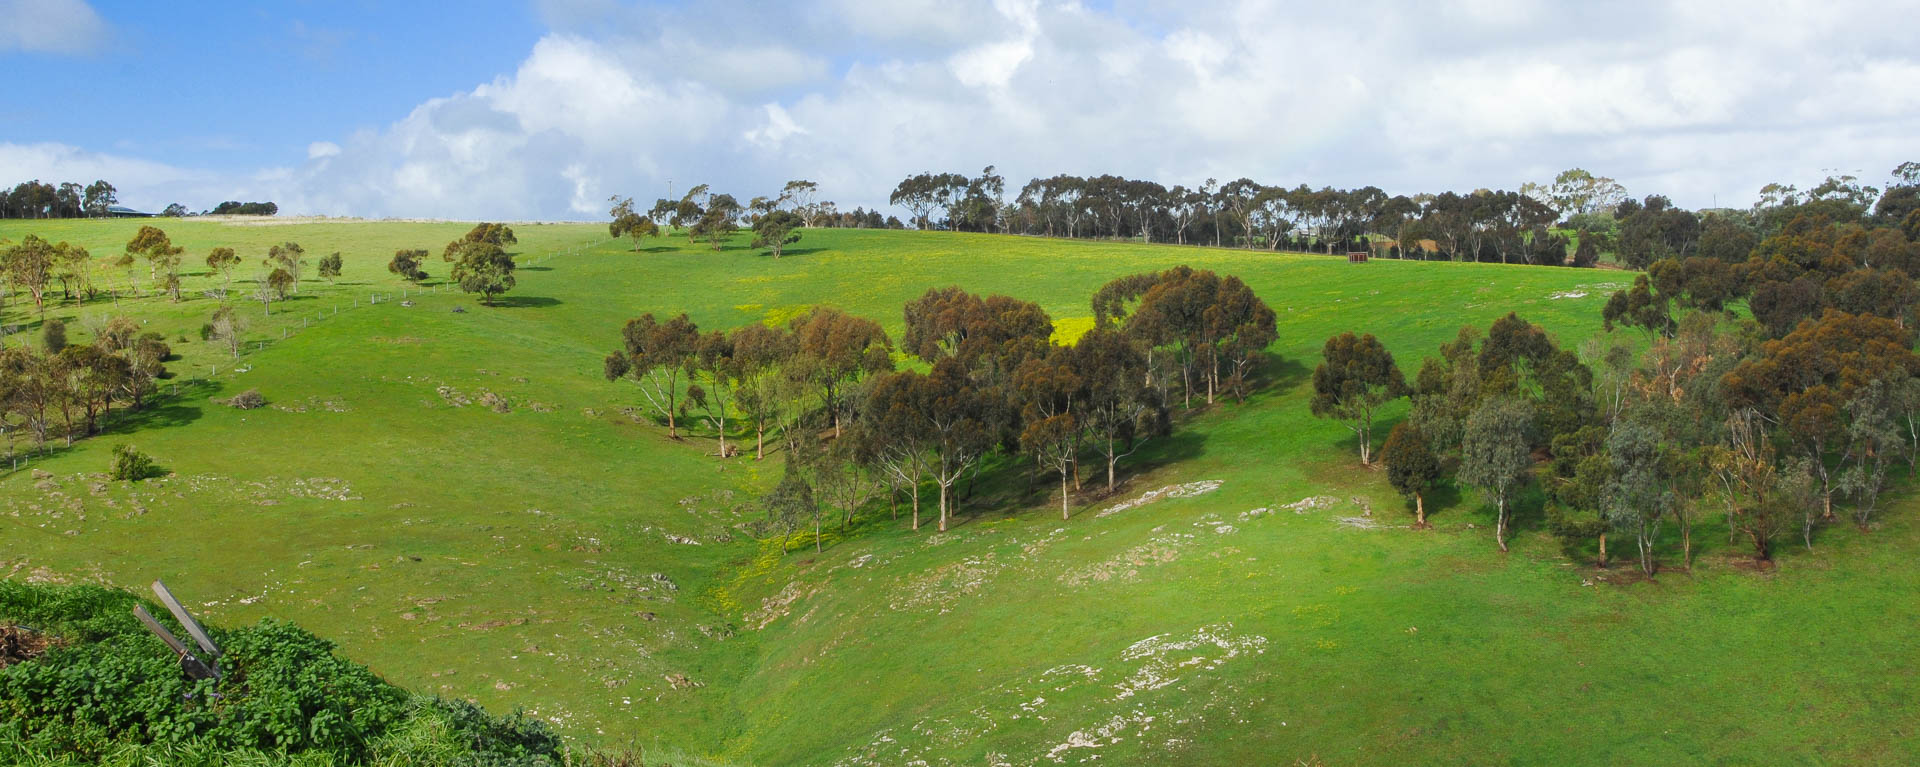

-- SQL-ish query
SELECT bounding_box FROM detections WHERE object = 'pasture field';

[1,219,1916,765]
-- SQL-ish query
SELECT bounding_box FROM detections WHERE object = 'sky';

[2,0,1918,220]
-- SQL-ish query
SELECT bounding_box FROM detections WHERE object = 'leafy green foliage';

[387,248,428,283]
[1381,422,1438,525]
[450,241,516,305]
[1311,332,1407,464]
[751,210,803,258]
[0,581,562,766]
[108,444,154,481]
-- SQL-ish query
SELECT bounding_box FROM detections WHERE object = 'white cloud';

[41,0,1920,219]
[0,0,106,54]
[744,104,808,149]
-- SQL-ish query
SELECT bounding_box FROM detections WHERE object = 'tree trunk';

[1598,533,1608,568]
[1495,498,1508,552]
[1061,471,1070,520]
[1414,491,1425,527]
[937,482,949,532]
[755,424,765,460]
[911,487,921,531]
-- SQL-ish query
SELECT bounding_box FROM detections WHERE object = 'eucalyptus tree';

[605,313,701,438]
[449,240,516,305]
[206,246,242,296]
[1382,422,1440,526]
[1074,325,1162,491]
[1459,397,1535,552]
[1311,332,1408,464]
[267,241,307,294]
[790,306,893,438]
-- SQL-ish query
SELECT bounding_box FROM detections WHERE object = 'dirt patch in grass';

[0,625,59,667]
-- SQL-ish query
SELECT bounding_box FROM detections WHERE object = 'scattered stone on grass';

[478,390,511,413]
[1095,480,1223,518]
[1281,496,1337,513]
[1058,533,1193,587]
[436,385,472,407]
[749,582,812,629]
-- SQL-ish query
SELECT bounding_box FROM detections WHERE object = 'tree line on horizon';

[889,164,1920,267]
[1,177,278,219]
[600,163,1918,273]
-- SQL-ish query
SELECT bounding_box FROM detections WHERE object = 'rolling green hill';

[1,219,1916,765]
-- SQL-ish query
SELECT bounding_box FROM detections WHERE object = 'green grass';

[1,220,1916,765]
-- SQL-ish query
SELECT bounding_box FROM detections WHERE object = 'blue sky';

[3,0,1917,219]
[3,1,540,173]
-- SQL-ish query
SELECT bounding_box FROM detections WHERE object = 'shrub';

[42,319,66,354]
[227,390,264,410]
[108,445,153,482]
[0,582,565,766]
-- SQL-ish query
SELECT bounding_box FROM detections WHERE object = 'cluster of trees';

[208,201,279,216]
[1,235,102,320]
[1,180,118,219]
[1347,195,1920,574]
[0,180,284,219]
[1605,167,1920,341]
[608,182,904,255]
[883,164,1920,273]
[889,168,1007,232]
[607,266,1276,549]
[0,316,173,455]
[2,225,356,329]
[382,222,523,302]
[891,169,1588,264]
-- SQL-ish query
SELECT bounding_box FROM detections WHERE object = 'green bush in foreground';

[108,444,154,482]
[0,581,563,766]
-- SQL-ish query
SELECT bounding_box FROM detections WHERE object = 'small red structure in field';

[1347,251,1369,263]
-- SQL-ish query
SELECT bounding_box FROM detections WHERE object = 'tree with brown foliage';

[1014,346,1084,519]
[1723,310,1920,524]
[605,313,701,438]
[789,306,892,438]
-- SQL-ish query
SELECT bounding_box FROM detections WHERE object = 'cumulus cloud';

[36,0,1920,218]
[0,0,106,54]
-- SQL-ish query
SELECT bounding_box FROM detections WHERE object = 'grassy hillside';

[1,220,1916,765]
